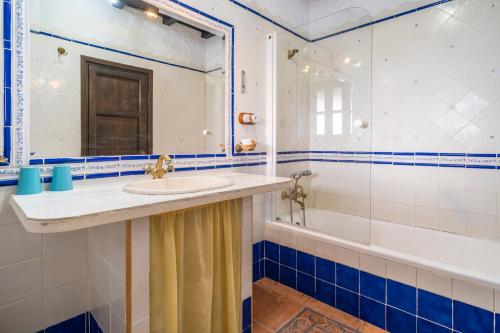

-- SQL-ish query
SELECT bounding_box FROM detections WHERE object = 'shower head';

[291,170,312,179]
[288,49,299,60]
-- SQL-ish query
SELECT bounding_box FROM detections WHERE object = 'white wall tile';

[466,191,497,215]
[439,189,466,211]
[132,316,150,333]
[393,203,415,226]
[417,270,452,298]
[360,254,386,277]
[0,224,41,266]
[495,290,500,313]
[466,169,497,192]
[414,186,439,208]
[393,167,415,185]
[466,213,497,240]
[439,209,466,234]
[355,198,371,218]
[453,279,494,311]
[0,296,43,333]
[242,203,253,244]
[131,275,149,324]
[264,223,280,243]
[335,246,359,269]
[314,239,336,262]
[393,184,415,204]
[242,266,252,300]
[111,308,126,333]
[43,280,86,328]
[90,286,111,333]
[0,189,19,226]
[439,168,466,189]
[100,223,126,275]
[88,251,110,300]
[109,267,125,322]
[253,220,265,243]
[0,259,42,306]
[415,207,440,229]
[372,200,394,221]
[131,220,149,278]
[386,260,416,286]
[414,167,438,187]
[295,233,316,254]
[279,227,296,248]
[43,248,86,291]
[42,229,87,255]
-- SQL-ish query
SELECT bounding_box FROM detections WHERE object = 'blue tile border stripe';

[276,150,500,169]
[0,152,267,187]
[30,29,219,74]
[253,240,498,333]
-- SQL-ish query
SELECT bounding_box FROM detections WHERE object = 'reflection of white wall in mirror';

[29,0,226,157]
[29,0,208,70]
[204,70,226,151]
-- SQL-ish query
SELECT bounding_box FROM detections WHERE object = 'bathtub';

[273,208,500,290]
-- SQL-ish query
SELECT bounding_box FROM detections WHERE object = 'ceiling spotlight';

[110,0,125,9]
[145,10,159,18]
[344,57,351,64]
[353,62,362,68]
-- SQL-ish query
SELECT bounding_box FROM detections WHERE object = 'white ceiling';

[238,0,440,39]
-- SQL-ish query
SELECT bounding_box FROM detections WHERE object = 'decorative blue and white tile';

[438,153,466,168]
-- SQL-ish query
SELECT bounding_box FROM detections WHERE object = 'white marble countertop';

[10,172,290,233]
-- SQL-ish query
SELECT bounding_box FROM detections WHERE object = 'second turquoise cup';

[51,165,73,191]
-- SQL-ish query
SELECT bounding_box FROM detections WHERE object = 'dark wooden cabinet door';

[81,56,153,156]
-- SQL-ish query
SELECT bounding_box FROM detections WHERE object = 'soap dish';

[235,140,257,152]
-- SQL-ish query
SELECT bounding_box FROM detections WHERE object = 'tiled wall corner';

[88,222,127,333]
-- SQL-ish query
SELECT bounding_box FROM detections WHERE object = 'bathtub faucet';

[281,170,311,226]
[281,170,311,210]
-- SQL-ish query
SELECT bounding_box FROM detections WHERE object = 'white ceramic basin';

[123,176,234,195]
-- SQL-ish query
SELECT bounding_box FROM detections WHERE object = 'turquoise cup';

[16,167,43,195]
[51,165,73,192]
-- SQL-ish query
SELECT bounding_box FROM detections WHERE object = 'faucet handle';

[144,163,154,174]
[166,159,174,172]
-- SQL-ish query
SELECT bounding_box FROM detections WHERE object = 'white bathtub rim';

[269,220,500,291]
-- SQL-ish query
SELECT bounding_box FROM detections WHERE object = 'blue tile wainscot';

[252,240,499,333]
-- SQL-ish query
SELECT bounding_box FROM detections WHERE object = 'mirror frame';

[3,0,237,170]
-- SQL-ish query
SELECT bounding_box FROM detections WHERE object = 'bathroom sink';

[123,175,234,195]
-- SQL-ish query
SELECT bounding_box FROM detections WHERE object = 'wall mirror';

[28,0,230,159]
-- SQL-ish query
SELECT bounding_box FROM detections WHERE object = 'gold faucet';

[281,176,308,209]
[145,155,174,179]
[0,155,7,164]
[281,171,311,210]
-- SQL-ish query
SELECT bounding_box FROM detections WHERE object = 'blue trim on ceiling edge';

[230,0,454,42]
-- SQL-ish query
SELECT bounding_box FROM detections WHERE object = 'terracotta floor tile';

[253,278,387,333]
[253,280,304,330]
[253,320,273,333]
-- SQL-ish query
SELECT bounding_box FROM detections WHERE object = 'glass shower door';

[272,7,373,244]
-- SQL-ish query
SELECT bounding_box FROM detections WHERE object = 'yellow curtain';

[150,199,242,333]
